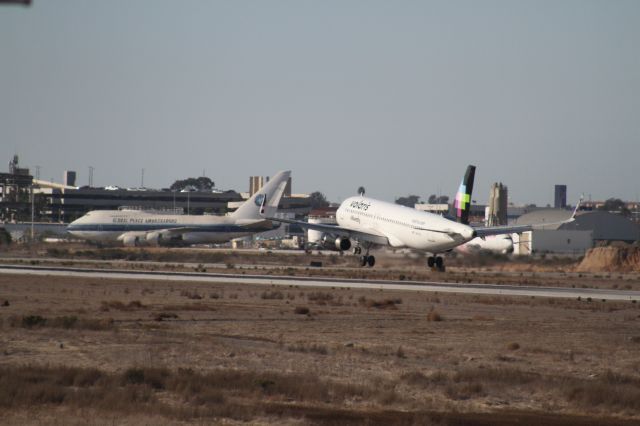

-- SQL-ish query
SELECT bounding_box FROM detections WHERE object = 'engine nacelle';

[321,234,351,251]
[122,234,141,247]
[145,231,163,245]
[335,237,351,251]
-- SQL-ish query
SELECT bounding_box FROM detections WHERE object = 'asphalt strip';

[0,264,639,301]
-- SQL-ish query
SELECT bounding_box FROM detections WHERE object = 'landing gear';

[358,245,375,267]
[427,255,445,272]
[360,255,375,267]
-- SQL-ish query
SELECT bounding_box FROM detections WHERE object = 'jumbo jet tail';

[454,165,476,225]
[230,170,291,221]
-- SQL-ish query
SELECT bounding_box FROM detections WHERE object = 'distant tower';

[554,185,567,209]
[486,183,508,226]
[64,171,77,187]
[249,176,265,196]
[9,155,18,174]
[88,166,94,187]
[9,155,29,176]
[284,176,292,197]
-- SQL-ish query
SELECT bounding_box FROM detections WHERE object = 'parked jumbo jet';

[270,166,578,270]
[67,171,291,246]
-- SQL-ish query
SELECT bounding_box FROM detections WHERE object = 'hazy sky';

[1,1,639,205]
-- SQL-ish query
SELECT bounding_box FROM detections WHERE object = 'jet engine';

[122,234,141,247]
[322,234,351,251]
[145,231,164,245]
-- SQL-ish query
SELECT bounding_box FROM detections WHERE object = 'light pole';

[30,184,34,242]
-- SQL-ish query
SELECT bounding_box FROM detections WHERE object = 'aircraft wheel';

[367,255,375,267]
[360,256,368,267]
[427,256,435,268]
[435,256,445,272]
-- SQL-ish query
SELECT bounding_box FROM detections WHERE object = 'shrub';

[294,306,310,315]
[154,312,179,321]
[426,310,443,322]
[507,342,521,351]
[22,315,47,328]
[261,291,284,300]
[100,300,146,311]
[359,297,402,309]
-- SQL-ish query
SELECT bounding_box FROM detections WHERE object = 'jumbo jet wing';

[269,217,390,246]
[473,198,582,238]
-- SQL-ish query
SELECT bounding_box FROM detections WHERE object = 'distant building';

[513,209,640,254]
[250,174,290,197]
[486,182,508,226]
[414,204,449,214]
[8,155,29,176]
[249,176,264,196]
[47,188,244,222]
[554,185,567,209]
[63,171,77,187]
[284,176,292,197]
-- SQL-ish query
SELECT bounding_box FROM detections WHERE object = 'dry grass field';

[1,264,640,425]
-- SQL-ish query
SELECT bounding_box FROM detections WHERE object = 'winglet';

[567,195,583,222]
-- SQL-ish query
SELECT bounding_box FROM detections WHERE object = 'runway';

[1,263,639,301]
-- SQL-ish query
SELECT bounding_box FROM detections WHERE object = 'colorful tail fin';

[454,165,476,225]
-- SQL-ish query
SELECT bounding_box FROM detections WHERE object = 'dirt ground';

[1,267,640,425]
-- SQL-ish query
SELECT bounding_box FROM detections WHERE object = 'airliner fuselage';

[336,196,476,252]
[67,209,276,245]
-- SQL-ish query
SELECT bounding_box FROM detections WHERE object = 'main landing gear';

[354,246,375,267]
[427,255,445,272]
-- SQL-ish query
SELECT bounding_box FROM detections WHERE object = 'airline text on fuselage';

[112,217,178,224]
[349,201,371,211]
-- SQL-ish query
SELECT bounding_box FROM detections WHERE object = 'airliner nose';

[67,217,82,233]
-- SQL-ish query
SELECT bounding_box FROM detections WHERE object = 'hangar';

[512,210,640,254]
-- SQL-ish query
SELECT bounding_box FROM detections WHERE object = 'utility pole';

[141,168,145,188]
[30,184,34,242]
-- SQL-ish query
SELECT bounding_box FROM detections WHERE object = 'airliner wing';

[155,227,200,235]
[474,198,582,238]
[270,217,389,246]
[473,223,536,238]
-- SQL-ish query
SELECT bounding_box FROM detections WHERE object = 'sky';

[1,1,639,206]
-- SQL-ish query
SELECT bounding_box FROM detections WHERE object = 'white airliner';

[67,171,291,246]
[271,166,577,270]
